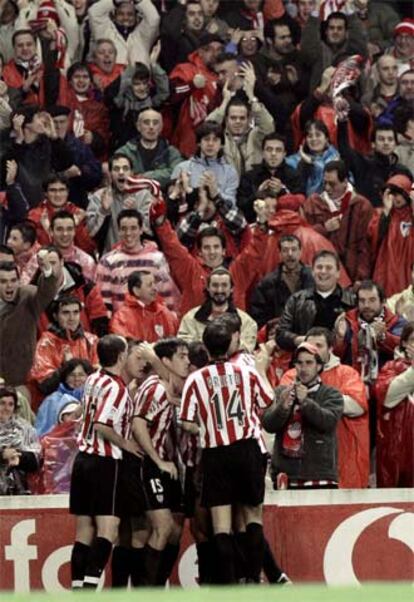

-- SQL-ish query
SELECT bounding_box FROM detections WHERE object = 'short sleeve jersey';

[180,360,273,448]
[78,369,133,459]
[134,375,175,460]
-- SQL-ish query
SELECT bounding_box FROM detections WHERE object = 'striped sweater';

[96,241,181,314]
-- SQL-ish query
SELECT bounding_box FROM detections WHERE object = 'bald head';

[137,109,163,145]
[377,55,398,86]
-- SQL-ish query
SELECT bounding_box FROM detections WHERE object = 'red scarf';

[281,379,321,457]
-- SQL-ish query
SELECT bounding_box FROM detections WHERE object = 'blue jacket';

[286,144,340,196]
[171,155,239,206]
[35,384,82,436]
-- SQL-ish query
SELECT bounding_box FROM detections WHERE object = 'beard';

[209,292,229,306]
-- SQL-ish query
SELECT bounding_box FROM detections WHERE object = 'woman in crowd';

[0,386,40,495]
[285,119,340,195]
[35,358,92,437]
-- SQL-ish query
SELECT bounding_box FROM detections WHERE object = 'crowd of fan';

[0,0,413,498]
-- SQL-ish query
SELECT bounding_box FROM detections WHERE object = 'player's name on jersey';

[207,372,242,389]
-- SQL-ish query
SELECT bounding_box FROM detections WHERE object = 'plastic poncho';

[0,416,41,495]
[374,356,414,487]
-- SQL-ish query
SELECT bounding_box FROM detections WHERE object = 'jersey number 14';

[211,390,245,430]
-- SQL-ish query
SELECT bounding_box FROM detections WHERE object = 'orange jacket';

[2,60,67,107]
[29,328,98,387]
[281,357,369,488]
[109,293,178,342]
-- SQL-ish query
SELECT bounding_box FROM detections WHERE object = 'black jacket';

[276,286,355,351]
[263,382,344,482]
[338,120,412,207]
[2,137,73,212]
[249,262,314,327]
[238,161,304,222]
[160,4,202,72]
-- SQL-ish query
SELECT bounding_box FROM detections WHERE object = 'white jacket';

[88,0,160,66]
[178,306,258,352]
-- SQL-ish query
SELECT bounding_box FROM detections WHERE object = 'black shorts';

[141,457,183,512]
[183,466,197,518]
[117,452,146,518]
[201,438,265,508]
[69,452,123,517]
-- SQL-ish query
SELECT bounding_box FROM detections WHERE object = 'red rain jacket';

[109,293,178,342]
[374,359,414,487]
[262,209,352,287]
[368,205,414,297]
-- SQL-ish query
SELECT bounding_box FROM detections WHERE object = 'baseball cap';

[384,174,413,201]
[293,342,324,365]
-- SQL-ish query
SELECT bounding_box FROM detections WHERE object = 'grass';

[2,584,413,602]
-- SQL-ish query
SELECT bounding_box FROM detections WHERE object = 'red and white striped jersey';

[230,351,268,454]
[229,350,256,369]
[78,369,132,459]
[133,375,175,460]
[180,360,273,448]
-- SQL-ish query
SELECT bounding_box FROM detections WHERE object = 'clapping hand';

[280,385,295,410]
[239,61,256,100]
[5,160,17,186]
[324,215,341,232]
[200,171,218,199]
[335,312,347,339]
[150,40,161,65]
[295,382,308,404]
[382,190,394,216]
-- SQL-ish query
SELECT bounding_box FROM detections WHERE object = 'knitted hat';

[394,18,414,38]
[37,0,60,25]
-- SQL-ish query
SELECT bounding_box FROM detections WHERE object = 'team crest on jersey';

[155,324,165,338]
[400,221,413,238]
[156,493,164,503]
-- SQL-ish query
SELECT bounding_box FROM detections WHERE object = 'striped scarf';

[124,175,162,199]
[357,316,382,384]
